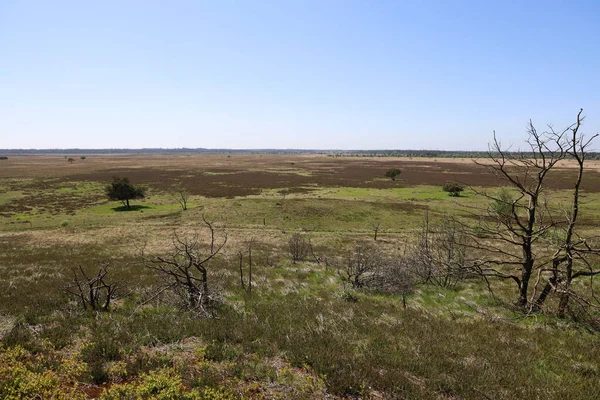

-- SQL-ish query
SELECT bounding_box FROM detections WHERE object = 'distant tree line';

[332,150,600,159]
[0,148,331,155]
[3,148,600,159]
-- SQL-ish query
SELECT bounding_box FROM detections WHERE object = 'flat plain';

[1,154,600,399]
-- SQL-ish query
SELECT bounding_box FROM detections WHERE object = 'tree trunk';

[239,253,245,290]
[188,290,197,309]
[248,244,252,293]
[533,275,557,311]
[518,257,534,308]
[557,291,570,317]
[518,197,537,308]
[126,198,130,208]
[557,258,573,317]
[200,267,209,308]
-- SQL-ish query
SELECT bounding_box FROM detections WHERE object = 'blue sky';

[1,1,598,150]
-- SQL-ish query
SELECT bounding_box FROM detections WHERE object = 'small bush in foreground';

[0,346,85,399]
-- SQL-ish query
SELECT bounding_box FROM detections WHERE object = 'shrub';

[442,181,464,197]
[384,168,401,180]
[100,368,235,399]
[0,346,85,399]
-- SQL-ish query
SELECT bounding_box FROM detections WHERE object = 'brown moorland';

[3,154,600,199]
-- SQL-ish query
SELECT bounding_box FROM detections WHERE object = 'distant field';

[1,154,600,399]
[4,153,600,192]
[4,154,600,230]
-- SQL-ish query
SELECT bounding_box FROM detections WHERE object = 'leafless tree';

[308,237,329,269]
[371,221,381,241]
[408,213,469,288]
[238,239,254,294]
[463,109,600,312]
[279,191,287,202]
[531,109,600,315]
[373,257,415,310]
[175,186,189,211]
[337,242,414,308]
[140,215,227,315]
[464,118,569,308]
[64,264,130,311]
[288,233,310,264]
[338,243,386,289]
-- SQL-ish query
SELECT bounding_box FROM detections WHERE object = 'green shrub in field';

[442,181,464,196]
[101,367,234,400]
[0,346,86,399]
[384,168,401,180]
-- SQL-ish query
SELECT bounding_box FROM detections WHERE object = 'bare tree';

[338,243,385,289]
[408,213,469,288]
[468,120,569,308]
[288,233,310,264]
[532,109,600,315]
[175,186,189,211]
[64,264,129,311]
[238,239,254,294]
[373,258,415,310]
[141,215,227,315]
[337,242,414,308]
[371,221,381,241]
[464,109,599,311]
[308,237,329,268]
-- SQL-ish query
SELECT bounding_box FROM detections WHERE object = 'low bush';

[442,181,464,196]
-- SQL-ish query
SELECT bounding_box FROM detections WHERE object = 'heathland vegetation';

[1,112,600,398]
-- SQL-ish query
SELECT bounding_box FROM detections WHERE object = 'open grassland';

[1,154,600,399]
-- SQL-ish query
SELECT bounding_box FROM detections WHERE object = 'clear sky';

[1,1,599,150]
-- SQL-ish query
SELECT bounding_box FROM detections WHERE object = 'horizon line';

[0,147,490,153]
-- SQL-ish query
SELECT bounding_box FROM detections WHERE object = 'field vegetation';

[2,132,600,398]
